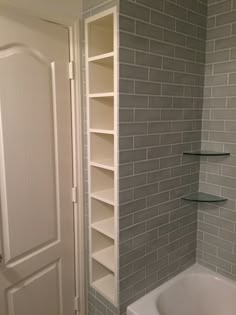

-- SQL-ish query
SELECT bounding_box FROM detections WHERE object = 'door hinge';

[69,61,75,80]
[74,296,80,312]
[72,186,78,203]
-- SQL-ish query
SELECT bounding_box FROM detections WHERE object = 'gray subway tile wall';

[197,0,236,281]
[119,0,207,313]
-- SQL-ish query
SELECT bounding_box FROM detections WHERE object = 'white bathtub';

[127,264,236,315]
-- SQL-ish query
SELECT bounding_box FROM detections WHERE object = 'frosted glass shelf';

[92,274,115,304]
[183,151,230,156]
[91,188,114,205]
[182,192,227,203]
[90,160,114,171]
[90,128,114,135]
[92,246,115,272]
[92,217,114,239]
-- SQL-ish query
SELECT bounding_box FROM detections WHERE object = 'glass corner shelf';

[182,192,227,203]
[183,151,230,156]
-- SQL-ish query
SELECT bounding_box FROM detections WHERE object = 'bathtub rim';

[127,263,236,315]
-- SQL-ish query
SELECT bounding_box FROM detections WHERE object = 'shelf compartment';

[89,57,114,94]
[90,97,114,131]
[92,246,115,272]
[91,189,114,205]
[182,192,227,203]
[92,217,114,239]
[91,198,114,225]
[87,14,114,58]
[183,151,230,156]
[92,260,115,304]
[90,160,114,171]
[88,52,114,63]
[91,166,114,198]
[90,133,114,169]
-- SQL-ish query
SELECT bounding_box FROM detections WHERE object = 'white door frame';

[69,21,87,315]
[0,5,86,315]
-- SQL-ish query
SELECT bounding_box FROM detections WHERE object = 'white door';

[0,10,75,315]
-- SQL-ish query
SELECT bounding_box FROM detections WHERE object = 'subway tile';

[136,52,162,68]
[164,1,187,20]
[208,0,231,17]
[150,40,175,57]
[136,0,164,11]
[120,15,135,33]
[120,32,149,52]
[120,0,150,21]
[151,10,175,30]
[135,81,162,95]
[136,21,163,41]
[120,64,148,80]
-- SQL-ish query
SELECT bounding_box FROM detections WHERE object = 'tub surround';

[127,264,236,315]
[197,0,236,281]
[119,0,206,313]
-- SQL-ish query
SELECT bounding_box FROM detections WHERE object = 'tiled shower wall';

[119,0,207,314]
[197,0,236,280]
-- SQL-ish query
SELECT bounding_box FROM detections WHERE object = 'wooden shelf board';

[91,189,114,206]
[92,274,115,304]
[88,52,114,65]
[89,92,114,98]
[90,160,114,171]
[91,217,114,239]
[90,128,114,135]
[92,246,115,272]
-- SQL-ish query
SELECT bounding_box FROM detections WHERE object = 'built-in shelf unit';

[85,8,118,305]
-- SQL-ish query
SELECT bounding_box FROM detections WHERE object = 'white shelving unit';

[85,7,118,305]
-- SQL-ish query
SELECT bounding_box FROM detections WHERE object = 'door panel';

[0,12,74,315]
[0,49,58,262]
[7,262,61,315]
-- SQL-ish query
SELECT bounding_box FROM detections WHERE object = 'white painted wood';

[69,20,87,315]
[92,246,115,272]
[89,92,114,98]
[0,13,74,315]
[86,7,118,305]
[0,0,81,25]
[92,218,115,240]
[91,189,115,206]
[93,274,115,304]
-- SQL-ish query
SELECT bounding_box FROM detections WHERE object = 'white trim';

[69,21,87,315]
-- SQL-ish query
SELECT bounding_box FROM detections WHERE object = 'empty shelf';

[92,217,114,239]
[182,192,227,202]
[89,92,114,98]
[92,246,115,272]
[88,52,114,65]
[90,128,114,135]
[91,189,114,205]
[92,274,115,304]
[183,151,230,156]
[90,160,114,171]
